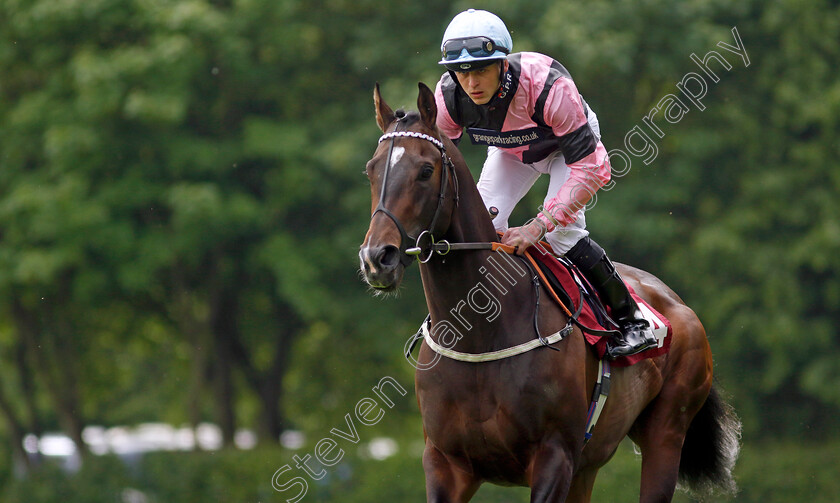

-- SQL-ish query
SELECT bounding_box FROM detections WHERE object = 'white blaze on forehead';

[389,146,405,168]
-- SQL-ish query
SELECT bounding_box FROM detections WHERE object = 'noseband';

[371,116,459,266]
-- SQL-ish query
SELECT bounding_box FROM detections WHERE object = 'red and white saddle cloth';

[525,244,672,367]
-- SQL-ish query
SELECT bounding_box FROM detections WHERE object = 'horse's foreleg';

[527,443,576,503]
[566,466,600,503]
[423,443,481,503]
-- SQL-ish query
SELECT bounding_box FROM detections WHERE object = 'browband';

[379,131,446,151]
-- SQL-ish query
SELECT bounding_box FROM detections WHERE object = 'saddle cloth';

[525,244,672,367]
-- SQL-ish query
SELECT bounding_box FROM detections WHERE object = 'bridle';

[370,115,521,265]
[372,115,599,359]
[371,115,459,265]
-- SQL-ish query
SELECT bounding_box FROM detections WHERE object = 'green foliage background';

[0,0,838,500]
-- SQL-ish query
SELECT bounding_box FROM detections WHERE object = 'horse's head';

[359,83,458,293]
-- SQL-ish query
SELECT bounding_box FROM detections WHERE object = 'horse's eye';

[418,164,435,181]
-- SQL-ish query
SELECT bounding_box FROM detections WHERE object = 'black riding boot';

[565,237,659,359]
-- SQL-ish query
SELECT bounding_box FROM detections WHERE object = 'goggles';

[441,36,509,61]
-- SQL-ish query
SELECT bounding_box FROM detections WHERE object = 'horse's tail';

[678,384,742,499]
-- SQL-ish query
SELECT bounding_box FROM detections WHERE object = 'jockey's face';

[455,61,508,105]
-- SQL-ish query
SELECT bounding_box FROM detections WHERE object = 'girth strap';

[584,359,612,445]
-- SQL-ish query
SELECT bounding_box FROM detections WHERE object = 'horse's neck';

[419,158,532,352]
[441,153,497,245]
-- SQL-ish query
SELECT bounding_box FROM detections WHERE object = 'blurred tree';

[0,0,447,461]
[0,0,337,455]
[660,0,840,437]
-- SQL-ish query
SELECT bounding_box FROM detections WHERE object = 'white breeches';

[476,111,601,255]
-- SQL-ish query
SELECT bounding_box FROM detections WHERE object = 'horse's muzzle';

[359,244,404,290]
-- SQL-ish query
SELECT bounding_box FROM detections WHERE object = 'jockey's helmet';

[439,9,512,72]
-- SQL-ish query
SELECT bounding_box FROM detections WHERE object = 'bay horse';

[359,82,740,502]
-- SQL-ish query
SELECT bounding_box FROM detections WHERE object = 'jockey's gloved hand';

[501,219,547,255]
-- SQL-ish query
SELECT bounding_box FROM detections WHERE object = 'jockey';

[434,9,658,359]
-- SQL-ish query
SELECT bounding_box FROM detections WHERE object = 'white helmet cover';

[439,9,512,72]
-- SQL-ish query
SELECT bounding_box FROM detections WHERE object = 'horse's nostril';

[378,246,400,268]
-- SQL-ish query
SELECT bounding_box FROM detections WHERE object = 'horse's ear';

[374,82,396,133]
[417,82,437,130]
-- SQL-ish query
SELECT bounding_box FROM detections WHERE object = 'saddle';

[523,243,672,367]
